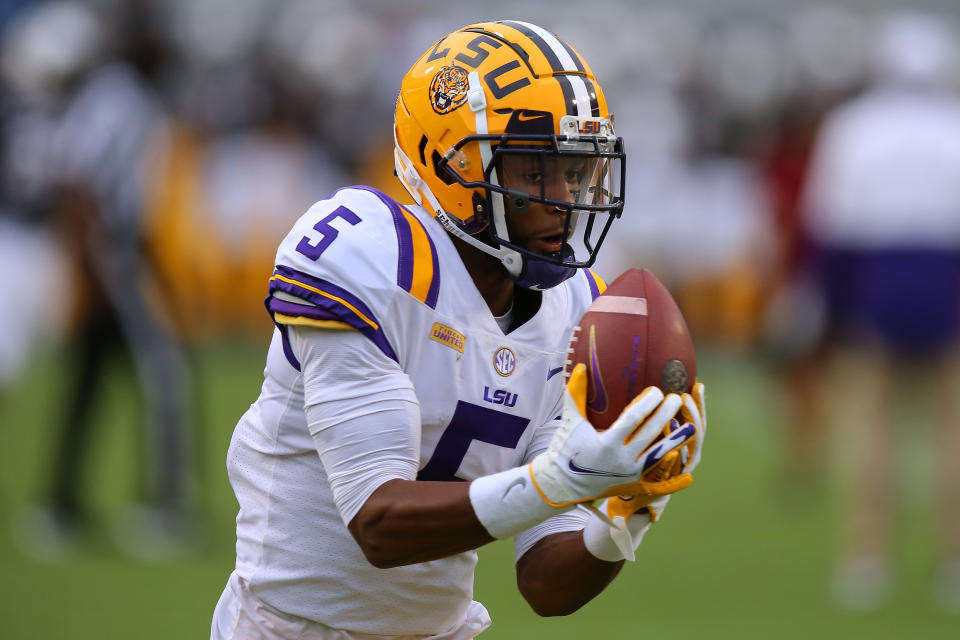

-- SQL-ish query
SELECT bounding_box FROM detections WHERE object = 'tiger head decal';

[429,65,469,114]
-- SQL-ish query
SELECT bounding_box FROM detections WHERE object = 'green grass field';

[1,339,956,639]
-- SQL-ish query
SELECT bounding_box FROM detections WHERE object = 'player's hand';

[582,448,684,563]
[606,436,687,522]
[528,363,696,507]
[607,381,706,512]
[583,388,706,561]
[679,381,706,473]
[598,388,705,524]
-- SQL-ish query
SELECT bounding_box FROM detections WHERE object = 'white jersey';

[803,87,960,249]
[224,186,604,637]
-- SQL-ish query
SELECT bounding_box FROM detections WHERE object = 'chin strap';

[513,250,577,290]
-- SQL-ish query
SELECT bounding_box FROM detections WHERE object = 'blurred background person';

[9,0,197,560]
[801,11,960,612]
[0,0,71,416]
[759,4,870,493]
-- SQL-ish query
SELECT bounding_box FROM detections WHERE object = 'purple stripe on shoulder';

[267,266,399,363]
[273,265,378,322]
[583,269,601,301]
[426,228,441,308]
[267,297,356,327]
[354,186,441,309]
[265,293,398,363]
[395,217,415,292]
[400,204,442,309]
[352,186,415,293]
[277,324,301,372]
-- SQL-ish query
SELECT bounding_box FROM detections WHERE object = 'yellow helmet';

[394,20,625,289]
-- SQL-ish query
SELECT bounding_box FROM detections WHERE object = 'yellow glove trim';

[679,381,706,465]
[525,363,592,509]
[527,463,584,508]
[600,471,692,501]
[604,449,688,522]
[647,449,682,482]
[622,387,678,446]
[568,363,588,418]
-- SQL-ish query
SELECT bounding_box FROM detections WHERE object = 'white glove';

[582,452,680,562]
[584,383,707,562]
[679,382,706,473]
[583,447,680,562]
[528,363,695,507]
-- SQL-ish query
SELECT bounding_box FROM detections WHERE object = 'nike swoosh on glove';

[528,363,696,507]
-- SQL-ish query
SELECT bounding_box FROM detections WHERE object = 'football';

[567,268,696,430]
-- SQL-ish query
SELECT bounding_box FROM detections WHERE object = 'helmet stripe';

[556,39,586,73]
[499,20,577,71]
[557,74,592,118]
[555,74,578,116]
[581,76,601,117]
[498,20,593,118]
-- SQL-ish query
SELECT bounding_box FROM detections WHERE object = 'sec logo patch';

[493,347,517,377]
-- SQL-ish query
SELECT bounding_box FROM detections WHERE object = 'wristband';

[469,465,574,539]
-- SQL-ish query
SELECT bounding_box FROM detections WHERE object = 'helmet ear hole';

[418,135,429,165]
[432,150,455,185]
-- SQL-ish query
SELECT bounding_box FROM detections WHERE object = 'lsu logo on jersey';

[430,322,465,353]
[493,347,516,376]
[483,386,518,407]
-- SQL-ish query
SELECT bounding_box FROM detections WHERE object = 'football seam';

[563,325,582,380]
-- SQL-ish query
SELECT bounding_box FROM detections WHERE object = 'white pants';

[211,571,487,640]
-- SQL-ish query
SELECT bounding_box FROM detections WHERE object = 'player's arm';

[291,324,497,567]
[512,493,668,615]
[353,370,696,571]
[347,479,492,567]
[293,326,695,568]
[516,528,623,616]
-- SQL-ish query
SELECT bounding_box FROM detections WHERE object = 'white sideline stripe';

[589,296,648,315]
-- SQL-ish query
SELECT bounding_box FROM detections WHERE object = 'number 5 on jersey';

[418,401,530,482]
[297,206,361,260]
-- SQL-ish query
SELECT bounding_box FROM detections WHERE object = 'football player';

[212,21,706,640]
[802,13,960,611]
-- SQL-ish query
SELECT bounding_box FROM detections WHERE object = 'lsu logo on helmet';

[429,65,469,114]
